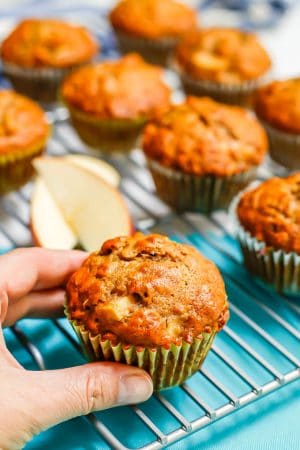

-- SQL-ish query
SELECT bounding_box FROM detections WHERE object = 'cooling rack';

[0,7,299,449]
[1,112,300,450]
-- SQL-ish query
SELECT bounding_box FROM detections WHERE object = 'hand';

[0,248,152,450]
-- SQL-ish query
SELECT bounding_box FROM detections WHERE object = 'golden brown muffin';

[0,90,50,194]
[175,28,271,84]
[237,174,300,254]
[66,233,228,348]
[143,96,268,177]
[1,18,98,68]
[0,90,49,154]
[110,0,197,39]
[61,53,171,120]
[254,78,300,134]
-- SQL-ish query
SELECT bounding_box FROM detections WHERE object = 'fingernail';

[119,373,153,405]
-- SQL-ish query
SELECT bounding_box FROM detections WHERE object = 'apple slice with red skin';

[32,156,133,252]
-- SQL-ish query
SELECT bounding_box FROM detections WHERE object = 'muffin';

[174,28,271,105]
[254,78,300,169]
[61,53,171,152]
[66,233,229,390]
[0,90,50,194]
[1,19,98,103]
[110,0,198,66]
[142,96,268,213]
[234,174,300,296]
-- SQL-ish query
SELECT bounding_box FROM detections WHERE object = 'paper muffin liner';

[2,61,79,104]
[172,61,264,106]
[230,187,300,297]
[0,142,46,195]
[65,102,146,153]
[262,121,300,170]
[113,29,178,66]
[67,311,216,391]
[147,158,258,214]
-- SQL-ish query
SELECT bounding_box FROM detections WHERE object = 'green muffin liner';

[262,121,300,170]
[67,311,216,391]
[172,61,265,106]
[0,142,46,195]
[230,187,300,297]
[65,102,146,153]
[113,29,178,66]
[148,158,258,214]
[2,61,75,104]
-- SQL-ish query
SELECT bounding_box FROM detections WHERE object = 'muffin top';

[254,78,300,134]
[1,19,98,68]
[142,96,268,177]
[237,174,300,254]
[175,28,271,84]
[110,0,197,39]
[61,54,171,120]
[66,233,228,348]
[0,90,50,155]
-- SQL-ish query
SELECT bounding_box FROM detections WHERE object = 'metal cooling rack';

[0,8,299,448]
[1,112,300,450]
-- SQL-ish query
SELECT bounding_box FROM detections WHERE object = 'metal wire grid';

[1,114,299,449]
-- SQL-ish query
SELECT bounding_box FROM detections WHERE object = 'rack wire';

[1,113,300,450]
[0,9,299,448]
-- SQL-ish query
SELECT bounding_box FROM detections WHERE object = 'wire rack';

[1,112,300,450]
[0,7,299,449]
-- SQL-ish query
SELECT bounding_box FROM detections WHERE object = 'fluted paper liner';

[0,142,45,195]
[67,311,216,390]
[65,102,146,152]
[148,158,258,214]
[113,29,177,66]
[172,61,266,106]
[2,61,74,103]
[230,186,300,297]
[262,121,300,169]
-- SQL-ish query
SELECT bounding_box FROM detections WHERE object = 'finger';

[0,248,87,302]
[22,363,153,433]
[3,289,66,328]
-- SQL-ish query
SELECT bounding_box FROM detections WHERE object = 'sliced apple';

[64,154,120,187]
[31,178,77,250]
[33,157,132,252]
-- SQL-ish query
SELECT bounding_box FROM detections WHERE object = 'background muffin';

[142,96,268,213]
[234,174,300,295]
[110,0,198,66]
[0,90,50,194]
[61,53,171,152]
[66,233,229,390]
[1,18,98,103]
[174,28,271,105]
[254,78,300,169]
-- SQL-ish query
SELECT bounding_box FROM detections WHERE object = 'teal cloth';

[2,228,299,449]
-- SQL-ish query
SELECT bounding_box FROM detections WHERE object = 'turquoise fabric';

[2,230,299,449]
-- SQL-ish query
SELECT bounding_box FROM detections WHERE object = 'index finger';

[0,247,87,301]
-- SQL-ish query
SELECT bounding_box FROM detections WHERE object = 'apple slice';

[31,177,77,249]
[64,154,120,187]
[33,157,132,252]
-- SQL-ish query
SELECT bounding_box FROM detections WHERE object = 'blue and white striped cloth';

[0,0,296,29]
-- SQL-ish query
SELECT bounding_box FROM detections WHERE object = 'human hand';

[0,248,153,450]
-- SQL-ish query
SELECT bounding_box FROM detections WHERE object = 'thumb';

[23,362,153,434]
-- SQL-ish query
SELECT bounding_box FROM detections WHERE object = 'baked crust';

[175,28,271,84]
[0,90,49,154]
[237,173,300,254]
[66,233,229,347]
[254,78,300,134]
[61,54,171,120]
[1,19,98,68]
[142,96,267,176]
[110,0,197,39]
